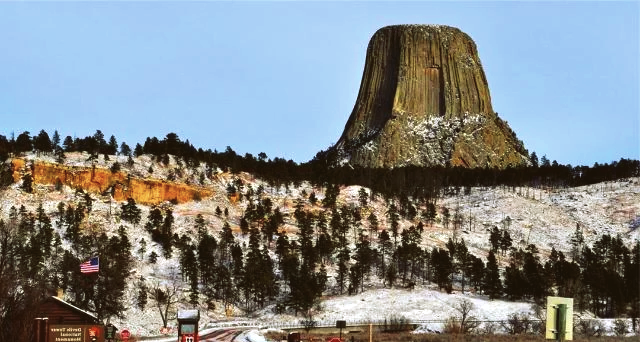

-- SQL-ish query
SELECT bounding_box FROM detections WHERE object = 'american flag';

[80,256,99,274]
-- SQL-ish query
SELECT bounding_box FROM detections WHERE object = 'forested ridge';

[1,129,638,195]
[0,129,638,340]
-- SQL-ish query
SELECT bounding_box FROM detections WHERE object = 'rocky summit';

[331,24,529,169]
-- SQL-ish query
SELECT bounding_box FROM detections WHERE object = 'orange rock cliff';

[11,158,211,205]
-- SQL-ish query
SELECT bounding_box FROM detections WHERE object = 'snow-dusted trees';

[396,224,423,287]
[349,231,374,294]
[145,206,174,258]
[120,198,141,227]
[432,247,453,293]
[33,129,53,155]
[92,226,134,321]
[239,227,277,311]
[503,244,551,303]
[483,250,502,299]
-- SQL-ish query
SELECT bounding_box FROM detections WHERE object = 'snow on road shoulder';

[236,329,267,342]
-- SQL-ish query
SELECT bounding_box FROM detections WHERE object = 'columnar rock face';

[332,24,529,168]
[11,158,211,205]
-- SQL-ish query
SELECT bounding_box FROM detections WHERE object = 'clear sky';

[0,1,638,167]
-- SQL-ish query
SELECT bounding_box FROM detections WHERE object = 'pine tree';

[108,135,118,155]
[240,217,250,235]
[149,251,158,263]
[120,198,142,226]
[432,248,453,293]
[367,212,379,238]
[454,239,471,294]
[241,228,262,310]
[424,202,436,227]
[469,255,485,292]
[14,131,32,154]
[522,244,549,302]
[482,251,502,299]
[442,207,450,230]
[21,174,33,193]
[308,191,317,205]
[136,277,148,310]
[352,232,373,293]
[378,229,392,285]
[625,241,639,330]
[34,129,52,154]
[530,151,539,168]
[322,184,339,208]
[120,142,131,156]
[218,221,234,264]
[336,247,350,295]
[358,188,368,208]
[63,135,74,152]
[499,230,512,256]
[489,226,501,253]
[134,143,144,157]
[570,223,585,262]
[52,130,61,151]
[92,227,133,322]
[503,261,526,300]
[316,211,333,264]
[387,203,400,245]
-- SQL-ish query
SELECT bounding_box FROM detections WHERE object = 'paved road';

[199,328,244,342]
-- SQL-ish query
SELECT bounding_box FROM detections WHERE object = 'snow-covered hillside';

[2,153,639,339]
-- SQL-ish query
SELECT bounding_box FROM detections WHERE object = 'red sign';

[120,329,131,340]
[329,338,342,342]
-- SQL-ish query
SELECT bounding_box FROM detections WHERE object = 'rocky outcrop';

[332,24,528,168]
[11,158,211,205]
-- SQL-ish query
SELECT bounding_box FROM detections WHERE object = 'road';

[199,328,245,342]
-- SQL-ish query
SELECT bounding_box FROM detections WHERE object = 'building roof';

[177,309,199,321]
[46,296,99,322]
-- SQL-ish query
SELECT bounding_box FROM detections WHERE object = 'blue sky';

[1,1,637,167]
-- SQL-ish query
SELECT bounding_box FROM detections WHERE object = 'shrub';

[381,314,412,332]
[575,319,605,337]
[110,161,121,173]
[501,313,533,335]
[300,319,317,333]
[442,317,462,334]
[480,321,498,335]
[613,319,628,336]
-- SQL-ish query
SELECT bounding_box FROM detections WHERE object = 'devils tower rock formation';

[331,24,529,168]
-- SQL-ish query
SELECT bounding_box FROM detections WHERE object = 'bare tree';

[454,299,479,334]
[148,269,182,328]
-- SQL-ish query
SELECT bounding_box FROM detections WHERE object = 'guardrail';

[203,317,634,335]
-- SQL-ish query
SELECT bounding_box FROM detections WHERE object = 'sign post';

[105,324,117,342]
[546,296,573,341]
[336,320,346,341]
